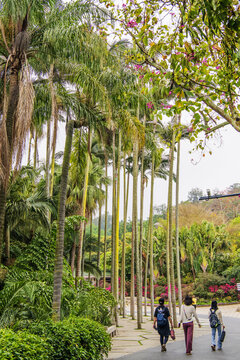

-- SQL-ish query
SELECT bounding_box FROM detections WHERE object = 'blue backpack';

[157,308,167,328]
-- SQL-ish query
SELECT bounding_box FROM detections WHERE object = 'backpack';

[209,309,220,328]
[157,308,167,328]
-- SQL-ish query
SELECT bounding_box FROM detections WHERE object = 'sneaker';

[162,344,166,352]
[211,345,216,351]
[217,348,222,351]
[186,352,192,355]
[161,345,165,352]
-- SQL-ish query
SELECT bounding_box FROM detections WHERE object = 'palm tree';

[0,0,56,262]
[52,119,75,321]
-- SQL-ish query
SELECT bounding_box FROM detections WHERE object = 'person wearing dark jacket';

[153,298,174,352]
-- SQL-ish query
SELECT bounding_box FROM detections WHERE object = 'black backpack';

[209,309,220,328]
[157,308,167,328]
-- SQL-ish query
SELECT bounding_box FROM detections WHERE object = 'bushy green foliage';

[71,284,116,326]
[194,273,226,299]
[28,317,111,360]
[223,265,240,282]
[0,232,77,327]
[0,329,52,359]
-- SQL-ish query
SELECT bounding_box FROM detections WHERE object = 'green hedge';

[0,329,52,359]
[29,316,111,360]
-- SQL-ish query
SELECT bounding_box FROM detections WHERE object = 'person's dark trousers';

[183,321,194,353]
[160,335,169,345]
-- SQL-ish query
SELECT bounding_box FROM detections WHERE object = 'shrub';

[0,329,52,359]
[28,316,111,360]
[71,286,116,326]
[195,273,226,288]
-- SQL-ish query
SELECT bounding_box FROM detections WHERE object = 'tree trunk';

[144,224,150,316]
[114,130,121,303]
[139,114,146,323]
[88,212,93,282]
[27,130,33,164]
[175,116,182,315]
[52,120,74,321]
[167,128,178,327]
[133,138,141,328]
[96,190,102,287]
[5,225,10,266]
[33,130,38,169]
[71,240,76,275]
[149,151,155,321]
[121,155,129,317]
[45,67,52,197]
[111,129,116,296]
[103,154,108,289]
[75,128,92,285]
[0,60,21,264]
[50,75,58,197]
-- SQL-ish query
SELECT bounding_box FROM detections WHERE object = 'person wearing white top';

[178,295,201,355]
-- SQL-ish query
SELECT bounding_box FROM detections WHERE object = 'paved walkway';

[106,304,240,359]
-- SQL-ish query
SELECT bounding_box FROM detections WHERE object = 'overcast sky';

[33,121,240,220]
[31,0,240,220]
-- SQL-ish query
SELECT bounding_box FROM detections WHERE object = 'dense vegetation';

[1,0,240,358]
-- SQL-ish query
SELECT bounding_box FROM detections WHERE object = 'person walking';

[178,295,201,355]
[153,298,174,352]
[192,295,197,309]
[209,300,225,351]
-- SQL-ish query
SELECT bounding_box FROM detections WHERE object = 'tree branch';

[0,20,10,54]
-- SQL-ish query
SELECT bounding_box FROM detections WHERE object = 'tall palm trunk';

[0,60,21,264]
[103,153,108,289]
[97,188,102,287]
[76,128,92,284]
[167,128,178,327]
[52,120,74,321]
[45,65,54,198]
[149,151,155,321]
[27,130,33,164]
[88,212,93,282]
[114,130,121,305]
[139,114,146,322]
[175,116,182,314]
[144,224,150,316]
[33,130,38,169]
[50,106,58,197]
[120,155,129,317]
[111,129,116,296]
[133,138,141,328]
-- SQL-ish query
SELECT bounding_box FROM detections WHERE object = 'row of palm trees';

[0,0,193,328]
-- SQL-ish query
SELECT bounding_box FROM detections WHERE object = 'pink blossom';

[207,127,211,131]
[127,19,138,28]
[135,64,142,70]
[122,3,126,7]
[188,127,193,132]
[147,102,154,109]
[202,58,208,64]
[169,91,172,95]
[216,66,221,70]
[149,77,152,81]
[139,75,144,79]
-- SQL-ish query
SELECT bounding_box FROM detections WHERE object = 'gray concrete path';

[117,316,239,359]
[106,304,240,359]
